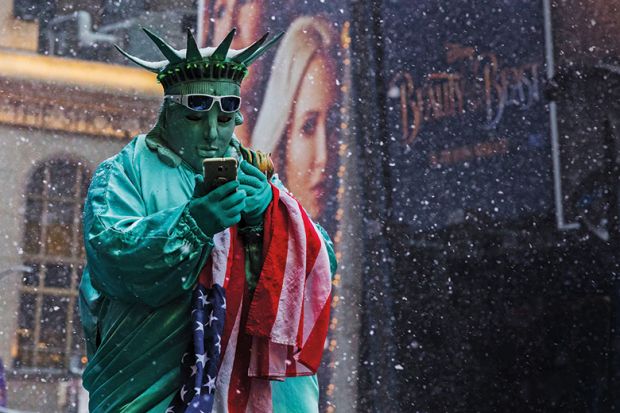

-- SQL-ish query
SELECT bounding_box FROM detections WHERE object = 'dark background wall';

[350,0,620,411]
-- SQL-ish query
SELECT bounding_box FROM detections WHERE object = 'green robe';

[79,134,335,412]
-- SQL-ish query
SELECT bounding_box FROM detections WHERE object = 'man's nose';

[204,116,219,143]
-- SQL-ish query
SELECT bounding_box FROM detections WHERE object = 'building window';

[14,158,90,373]
[13,0,197,64]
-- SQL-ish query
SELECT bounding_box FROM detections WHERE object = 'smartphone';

[202,157,238,193]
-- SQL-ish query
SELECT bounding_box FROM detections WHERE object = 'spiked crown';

[115,27,283,92]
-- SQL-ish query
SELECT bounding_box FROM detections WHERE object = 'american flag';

[168,184,332,413]
[166,284,227,412]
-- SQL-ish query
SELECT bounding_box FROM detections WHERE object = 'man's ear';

[235,111,244,126]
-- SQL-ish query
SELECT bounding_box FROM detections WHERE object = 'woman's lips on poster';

[312,182,326,199]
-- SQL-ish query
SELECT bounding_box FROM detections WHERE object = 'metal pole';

[543,0,580,231]
[196,0,206,47]
[0,266,32,281]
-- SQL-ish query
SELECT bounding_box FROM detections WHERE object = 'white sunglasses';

[165,94,242,113]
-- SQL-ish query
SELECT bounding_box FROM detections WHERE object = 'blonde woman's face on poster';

[285,53,336,218]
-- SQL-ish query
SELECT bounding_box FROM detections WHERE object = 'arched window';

[14,158,90,373]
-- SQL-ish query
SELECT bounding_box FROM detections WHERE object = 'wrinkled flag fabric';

[167,184,332,413]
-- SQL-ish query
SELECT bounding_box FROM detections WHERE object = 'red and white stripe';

[199,185,332,413]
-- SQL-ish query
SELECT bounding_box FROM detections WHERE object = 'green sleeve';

[84,158,212,307]
[314,223,338,276]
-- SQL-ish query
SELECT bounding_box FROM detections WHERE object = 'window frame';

[14,157,90,375]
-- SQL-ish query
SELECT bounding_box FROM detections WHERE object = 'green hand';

[238,160,273,225]
[189,178,247,237]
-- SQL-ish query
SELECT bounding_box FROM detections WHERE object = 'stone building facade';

[0,1,162,410]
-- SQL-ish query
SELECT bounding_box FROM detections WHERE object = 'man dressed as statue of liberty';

[79,25,336,413]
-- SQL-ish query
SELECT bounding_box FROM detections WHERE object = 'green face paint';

[115,27,281,171]
[162,80,240,172]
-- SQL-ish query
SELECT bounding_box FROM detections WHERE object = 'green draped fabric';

[79,134,335,412]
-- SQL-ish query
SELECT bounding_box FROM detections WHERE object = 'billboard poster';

[198,1,349,235]
[548,0,620,235]
[198,1,350,410]
[383,0,552,234]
